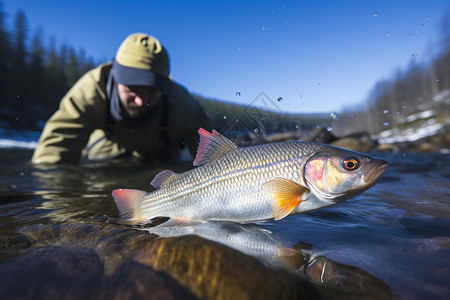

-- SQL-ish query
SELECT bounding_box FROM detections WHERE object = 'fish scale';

[112,129,388,223]
[137,142,322,221]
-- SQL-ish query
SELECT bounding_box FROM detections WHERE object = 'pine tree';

[0,0,11,110]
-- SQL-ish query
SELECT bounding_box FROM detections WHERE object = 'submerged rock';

[3,223,321,300]
[134,235,320,300]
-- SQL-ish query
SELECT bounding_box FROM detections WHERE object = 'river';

[0,136,449,299]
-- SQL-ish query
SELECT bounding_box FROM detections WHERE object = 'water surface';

[0,146,449,299]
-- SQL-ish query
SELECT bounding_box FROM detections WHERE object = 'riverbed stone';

[134,235,320,300]
[0,246,103,300]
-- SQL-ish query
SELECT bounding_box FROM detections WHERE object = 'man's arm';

[32,72,106,164]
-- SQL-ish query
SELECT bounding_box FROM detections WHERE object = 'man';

[32,33,211,164]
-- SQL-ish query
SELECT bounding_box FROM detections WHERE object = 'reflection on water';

[0,148,449,299]
[147,219,393,298]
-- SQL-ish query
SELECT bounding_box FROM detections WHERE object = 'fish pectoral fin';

[262,178,310,220]
[151,169,180,188]
[193,128,237,166]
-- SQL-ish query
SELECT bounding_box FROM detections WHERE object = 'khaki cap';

[113,33,170,92]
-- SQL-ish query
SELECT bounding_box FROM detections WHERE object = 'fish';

[112,128,388,223]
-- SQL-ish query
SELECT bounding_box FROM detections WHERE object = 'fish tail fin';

[112,189,147,220]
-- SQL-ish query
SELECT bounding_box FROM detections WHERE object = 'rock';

[303,256,393,299]
[9,223,322,299]
[305,127,338,144]
[0,246,103,300]
[376,144,401,152]
[330,137,372,152]
[134,235,320,300]
[101,261,197,300]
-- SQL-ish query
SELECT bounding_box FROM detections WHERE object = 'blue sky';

[2,0,449,113]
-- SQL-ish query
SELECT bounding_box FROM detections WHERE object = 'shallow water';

[0,146,449,299]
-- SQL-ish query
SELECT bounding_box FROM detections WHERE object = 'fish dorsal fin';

[262,178,311,220]
[193,128,237,166]
[151,170,179,189]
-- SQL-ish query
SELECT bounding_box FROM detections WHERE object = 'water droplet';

[383,109,390,114]
[223,115,227,119]
[235,92,241,97]
[436,79,440,82]
[235,118,239,123]
[330,112,339,120]
[295,124,299,129]
[427,16,431,20]
[402,153,407,158]
[397,111,400,115]
[373,12,378,17]
[254,128,259,133]
[277,97,282,102]
[385,32,390,37]
[327,126,333,132]
[409,33,414,37]
[19,172,24,176]
[383,122,389,126]
[418,97,423,101]
[15,117,19,121]
[421,24,425,28]
[348,113,355,118]
[402,106,406,109]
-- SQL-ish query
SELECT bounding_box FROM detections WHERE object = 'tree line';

[333,13,450,136]
[0,2,95,130]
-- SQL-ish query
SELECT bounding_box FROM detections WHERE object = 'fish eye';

[342,157,360,171]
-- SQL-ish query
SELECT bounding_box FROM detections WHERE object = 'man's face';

[117,84,162,119]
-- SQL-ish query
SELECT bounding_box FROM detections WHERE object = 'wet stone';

[134,235,320,300]
[5,223,324,299]
[331,137,372,152]
[101,261,197,300]
[0,246,103,300]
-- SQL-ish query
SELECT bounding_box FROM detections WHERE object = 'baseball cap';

[113,33,170,93]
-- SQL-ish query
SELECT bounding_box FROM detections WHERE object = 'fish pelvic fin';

[112,189,147,220]
[151,170,180,189]
[193,128,237,166]
[263,178,311,220]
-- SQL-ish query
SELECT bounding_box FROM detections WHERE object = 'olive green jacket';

[32,63,211,164]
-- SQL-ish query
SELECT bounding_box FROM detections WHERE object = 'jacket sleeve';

[31,70,106,164]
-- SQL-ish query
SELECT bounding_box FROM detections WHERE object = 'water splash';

[330,113,339,120]
[235,92,241,97]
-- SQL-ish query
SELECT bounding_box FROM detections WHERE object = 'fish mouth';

[363,162,388,184]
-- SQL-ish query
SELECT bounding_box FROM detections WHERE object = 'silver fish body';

[113,129,388,223]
